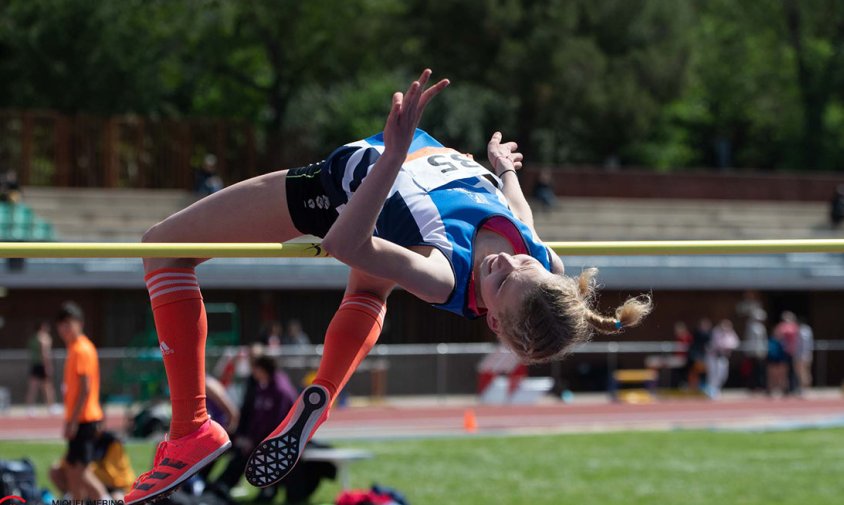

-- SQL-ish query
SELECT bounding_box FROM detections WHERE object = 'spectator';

[208,355,298,498]
[830,184,844,228]
[49,431,136,501]
[766,332,789,397]
[531,168,557,212]
[56,302,109,500]
[0,169,22,203]
[206,374,240,434]
[282,319,311,346]
[192,374,240,490]
[25,321,59,415]
[260,320,284,349]
[773,311,800,394]
[795,319,814,392]
[194,154,224,197]
[208,355,335,503]
[673,322,692,357]
[672,322,692,387]
[742,309,768,392]
[686,318,712,392]
[706,319,739,398]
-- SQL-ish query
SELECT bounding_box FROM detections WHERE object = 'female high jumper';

[127,70,652,503]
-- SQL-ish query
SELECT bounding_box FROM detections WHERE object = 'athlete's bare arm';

[487,132,565,274]
[322,70,454,303]
[487,132,533,228]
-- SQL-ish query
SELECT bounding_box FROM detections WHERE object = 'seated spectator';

[531,168,557,212]
[49,431,136,501]
[206,374,240,434]
[282,319,311,346]
[194,154,224,197]
[0,169,22,203]
[831,185,844,228]
[260,320,284,349]
[207,355,334,503]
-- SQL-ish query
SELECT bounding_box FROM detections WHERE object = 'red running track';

[3,397,843,441]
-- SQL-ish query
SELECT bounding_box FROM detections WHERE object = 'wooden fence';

[0,109,257,189]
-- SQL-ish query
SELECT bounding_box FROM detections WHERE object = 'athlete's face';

[478,253,553,333]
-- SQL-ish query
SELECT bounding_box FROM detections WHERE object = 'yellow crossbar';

[0,239,842,258]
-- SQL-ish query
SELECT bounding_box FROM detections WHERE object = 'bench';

[302,448,373,490]
[609,369,658,403]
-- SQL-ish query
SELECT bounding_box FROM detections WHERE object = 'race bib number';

[401,147,494,191]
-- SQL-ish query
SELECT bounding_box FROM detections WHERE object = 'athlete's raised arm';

[322,70,454,302]
[488,132,565,274]
[488,132,533,229]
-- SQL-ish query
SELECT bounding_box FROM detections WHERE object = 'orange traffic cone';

[463,409,478,433]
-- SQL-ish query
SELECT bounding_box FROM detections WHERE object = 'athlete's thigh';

[145,170,300,243]
[345,269,396,300]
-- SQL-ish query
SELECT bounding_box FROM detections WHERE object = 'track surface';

[4,396,843,441]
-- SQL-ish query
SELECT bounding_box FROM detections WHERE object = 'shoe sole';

[244,384,329,488]
[125,439,232,505]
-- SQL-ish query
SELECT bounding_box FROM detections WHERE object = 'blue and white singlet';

[320,129,554,319]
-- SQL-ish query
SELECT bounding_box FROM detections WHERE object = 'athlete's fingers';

[489,131,502,147]
[403,81,421,113]
[418,79,449,111]
[405,81,423,118]
[392,92,403,111]
[387,92,402,126]
[512,152,524,163]
[417,68,432,89]
[514,161,523,170]
[502,141,518,152]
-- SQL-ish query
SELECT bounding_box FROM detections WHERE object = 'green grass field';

[2,429,842,504]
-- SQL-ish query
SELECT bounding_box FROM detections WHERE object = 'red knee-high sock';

[313,293,387,399]
[145,268,208,439]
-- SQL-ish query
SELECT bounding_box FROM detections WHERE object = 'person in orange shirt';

[57,301,109,500]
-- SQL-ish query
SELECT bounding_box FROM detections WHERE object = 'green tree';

[403,0,694,165]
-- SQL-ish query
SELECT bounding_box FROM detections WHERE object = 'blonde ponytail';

[584,294,653,334]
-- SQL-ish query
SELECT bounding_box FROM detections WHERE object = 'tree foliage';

[1,0,843,171]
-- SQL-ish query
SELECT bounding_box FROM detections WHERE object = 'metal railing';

[1,340,842,404]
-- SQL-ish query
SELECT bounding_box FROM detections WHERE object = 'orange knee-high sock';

[313,293,387,399]
[145,268,208,439]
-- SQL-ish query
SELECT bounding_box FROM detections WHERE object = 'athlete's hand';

[64,420,78,440]
[383,69,449,158]
[487,132,524,176]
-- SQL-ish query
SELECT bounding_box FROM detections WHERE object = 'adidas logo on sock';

[160,341,174,356]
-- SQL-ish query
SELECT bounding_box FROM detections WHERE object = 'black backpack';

[0,459,41,505]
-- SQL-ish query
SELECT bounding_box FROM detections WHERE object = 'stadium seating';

[0,202,55,241]
[532,197,838,241]
[17,187,841,243]
[22,187,195,242]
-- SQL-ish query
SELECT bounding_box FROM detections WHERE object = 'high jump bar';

[0,239,842,258]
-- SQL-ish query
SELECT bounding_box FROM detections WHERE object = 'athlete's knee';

[142,222,164,244]
[142,223,198,272]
